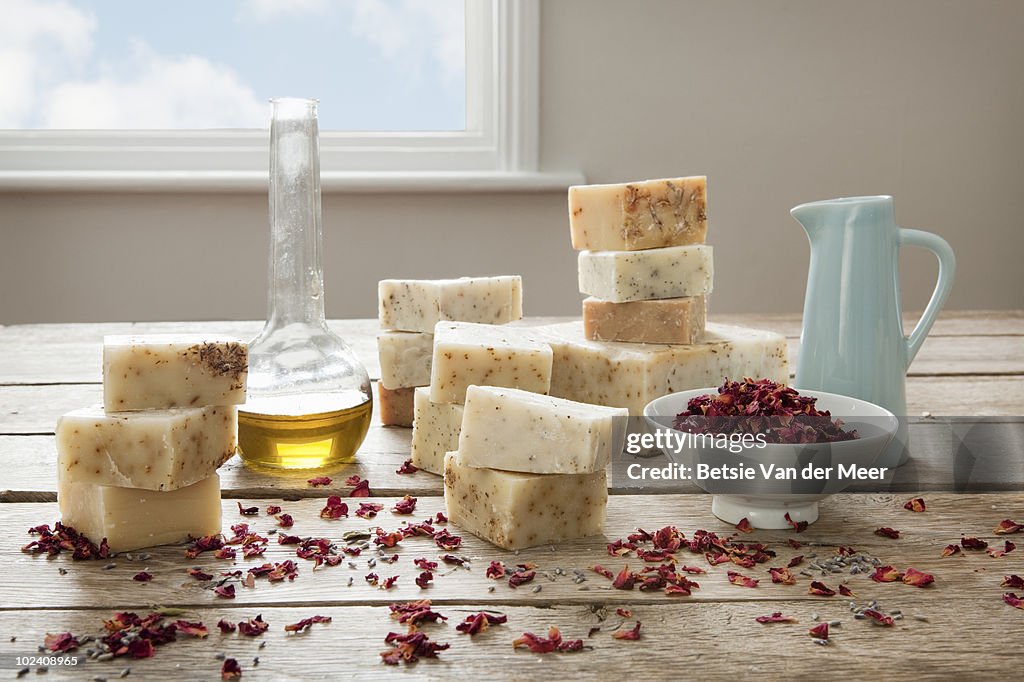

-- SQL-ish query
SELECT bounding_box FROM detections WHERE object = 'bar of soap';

[583,295,706,344]
[443,451,607,550]
[378,384,416,427]
[58,474,222,552]
[56,405,237,491]
[578,245,713,302]
[458,386,627,474]
[103,335,247,411]
[429,322,553,404]
[410,388,464,474]
[377,331,433,390]
[539,321,788,415]
[569,176,707,251]
[378,276,523,333]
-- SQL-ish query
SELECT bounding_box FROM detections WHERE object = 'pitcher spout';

[791,195,894,238]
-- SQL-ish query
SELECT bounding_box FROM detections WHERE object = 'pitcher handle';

[898,228,956,367]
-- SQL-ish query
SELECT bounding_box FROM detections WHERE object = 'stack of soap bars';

[376,276,523,426]
[56,335,247,551]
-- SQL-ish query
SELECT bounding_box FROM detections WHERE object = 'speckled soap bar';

[578,245,713,303]
[377,331,433,390]
[103,335,247,411]
[410,387,464,474]
[443,451,607,550]
[457,385,627,474]
[56,405,237,491]
[539,321,789,416]
[429,321,552,404]
[568,176,707,251]
[378,276,523,333]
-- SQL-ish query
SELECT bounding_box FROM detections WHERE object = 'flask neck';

[266,98,326,328]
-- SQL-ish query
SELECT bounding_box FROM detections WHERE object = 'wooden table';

[1,312,1021,680]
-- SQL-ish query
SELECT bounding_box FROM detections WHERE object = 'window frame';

[0,0,579,191]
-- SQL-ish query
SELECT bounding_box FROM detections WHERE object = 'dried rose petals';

[838,584,856,597]
[486,561,507,579]
[365,573,379,585]
[345,474,362,486]
[612,621,642,640]
[961,537,988,550]
[415,571,433,589]
[942,544,962,558]
[215,584,236,599]
[1004,592,1024,610]
[349,479,371,497]
[787,555,804,568]
[236,502,258,516]
[23,523,110,561]
[785,513,808,534]
[902,567,935,587]
[727,571,758,588]
[808,622,829,639]
[214,546,237,560]
[381,628,450,665]
[185,533,225,559]
[284,615,332,633]
[172,621,208,638]
[787,538,803,550]
[276,513,294,528]
[994,519,1023,535]
[396,459,418,474]
[904,498,926,512]
[217,619,236,634]
[265,505,282,515]
[509,570,537,588]
[307,476,332,487]
[987,541,1016,558]
[412,558,438,571]
[237,616,269,636]
[875,527,901,539]
[456,612,508,636]
[1002,574,1024,589]
[221,658,242,679]
[862,609,895,626]
[434,511,448,524]
[382,575,399,590]
[188,567,214,581]
[393,495,418,515]
[441,554,466,566]
[433,529,462,550]
[735,518,754,534]
[615,608,632,618]
[612,565,637,590]
[870,566,903,583]
[320,496,349,519]
[389,600,447,625]
[808,580,836,596]
[355,502,384,519]
[44,632,80,653]
[512,626,583,654]
[768,567,797,585]
[755,612,797,624]
[374,529,404,548]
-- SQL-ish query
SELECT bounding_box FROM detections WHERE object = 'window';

[0,0,575,190]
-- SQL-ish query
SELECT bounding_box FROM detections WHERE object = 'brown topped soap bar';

[583,295,706,344]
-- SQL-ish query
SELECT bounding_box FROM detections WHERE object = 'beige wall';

[2,0,1021,324]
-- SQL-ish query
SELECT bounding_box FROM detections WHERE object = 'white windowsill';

[0,169,584,193]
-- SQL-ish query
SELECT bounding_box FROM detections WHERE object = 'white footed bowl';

[643,388,898,529]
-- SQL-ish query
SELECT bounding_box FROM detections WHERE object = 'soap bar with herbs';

[410,388,464,474]
[377,331,433,390]
[539,321,789,415]
[568,176,708,251]
[58,474,223,552]
[578,245,713,302]
[103,335,247,411]
[378,276,523,333]
[429,321,552,404]
[56,405,237,491]
[457,385,627,474]
[443,451,607,550]
[378,384,416,427]
[583,295,706,344]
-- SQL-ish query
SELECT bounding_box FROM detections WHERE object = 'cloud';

[350,0,464,81]
[42,43,266,129]
[242,0,328,21]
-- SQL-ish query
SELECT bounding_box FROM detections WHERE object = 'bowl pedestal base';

[711,495,820,530]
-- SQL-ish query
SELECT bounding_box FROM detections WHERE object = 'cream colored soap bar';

[429,322,552,404]
[578,245,713,302]
[583,295,706,344]
[444,452,607,550]
[458,386,627,474]
[103,335,247,411]
[410,388,464,474]
[58,474,222,552]
[377,331,433,390]
[57,405,237,491]
[539,321,789,416]
[378,276,523,333]
[378,384,416,427]
[568,176,707,251]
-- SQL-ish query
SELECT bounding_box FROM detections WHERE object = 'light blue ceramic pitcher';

[791,196,956,467]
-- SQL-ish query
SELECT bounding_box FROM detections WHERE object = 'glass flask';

[238,97,372,470]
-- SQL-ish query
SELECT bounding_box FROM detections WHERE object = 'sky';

[0,0,466,130]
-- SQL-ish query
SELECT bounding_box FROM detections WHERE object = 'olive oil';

[238,393,372,470]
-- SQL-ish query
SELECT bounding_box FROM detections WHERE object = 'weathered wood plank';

[7,419,1024,502]
[3,493,1021,610]
[0,595,1019,681]
[0,313,1019,385]
[1,375,1019,436]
